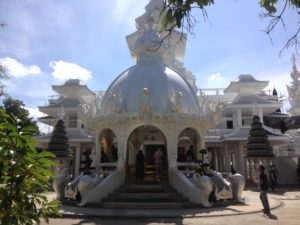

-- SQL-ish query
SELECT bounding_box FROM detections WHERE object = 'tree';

[161,0,300,54]
[0,108,60,225]
[0,97,41,136]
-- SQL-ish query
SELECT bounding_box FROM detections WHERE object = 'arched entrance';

[177,128,201,162]
[98,129,118,163]
[126,125,167,181]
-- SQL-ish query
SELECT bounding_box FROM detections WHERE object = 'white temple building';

[36,0,299,190]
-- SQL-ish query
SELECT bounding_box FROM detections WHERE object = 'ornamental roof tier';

[224,75,268,94]
[35,129,94,143]
[52,79,95,98]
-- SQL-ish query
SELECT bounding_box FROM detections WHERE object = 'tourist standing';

[154,148,164,182]
[186,145,195,162]
[269,165,278,192]
[135,150,145,180]
[258,165,271,216]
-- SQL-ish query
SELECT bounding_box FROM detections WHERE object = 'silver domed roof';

[100,60,200,115]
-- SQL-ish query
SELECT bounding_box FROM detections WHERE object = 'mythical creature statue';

[67,172,102,206]
[53,172,102,206]
[227,173,245,202]
[209,171,233,200]
[191,173,213,207]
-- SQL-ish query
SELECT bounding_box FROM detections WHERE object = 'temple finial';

[291,54,300,81]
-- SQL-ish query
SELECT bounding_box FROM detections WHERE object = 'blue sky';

[0,0,299,131]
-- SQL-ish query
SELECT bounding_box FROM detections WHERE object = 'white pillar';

[238,142,246,177]
[214,149,219,171]
[224,144,230,172]
[74,143,81,177]
[117,130,127,170]
[95,131,101,165]
[259,109,263,123]
[166,134,178,170]
[237,109,242,127]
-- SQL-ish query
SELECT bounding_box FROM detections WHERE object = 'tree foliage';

[162,0,300,53]
[0,97,41,136]
[0,109,60,225]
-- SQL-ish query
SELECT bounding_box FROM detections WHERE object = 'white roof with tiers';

[224,74,268,94]
[52,79,95,98]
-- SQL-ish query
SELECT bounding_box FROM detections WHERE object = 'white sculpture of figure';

[67,172,101,206]
[90,147,96,168]
[210,101,225,126]
[209,171,233,200]
[172,91,183,112]
[52,175,71,201]
[288,55,300,115]
[191,173,213,207]
[291,54,300,82]
[227,173,245,202]
[139,88,153,123]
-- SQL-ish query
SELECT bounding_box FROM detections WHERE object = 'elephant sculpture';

[227,173,245,202]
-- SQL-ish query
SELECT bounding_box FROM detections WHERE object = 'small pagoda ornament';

[245,115,275,183]
[47,119,73,177]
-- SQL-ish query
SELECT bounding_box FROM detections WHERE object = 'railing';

[96,162,118,176]
[198,88,225,96]
[276,145,300,157]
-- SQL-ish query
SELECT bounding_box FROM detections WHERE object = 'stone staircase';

[100,180,194,209]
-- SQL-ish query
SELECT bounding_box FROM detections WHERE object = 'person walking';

[154,148,164,182]
[258,165,271,216]
[269,165,278,192]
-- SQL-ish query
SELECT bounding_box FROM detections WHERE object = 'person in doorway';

[258,165,271,217]
[101,150,108,162]
[154,148,164,182]
[135,150,145,180]
[269,165,278,192]
[230,164,236,175]
[186,145,195,162]
[177,147,186,162]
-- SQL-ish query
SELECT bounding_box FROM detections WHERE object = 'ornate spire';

[288,54,300,116]
[291,54,300,82]
[126,0,187,65]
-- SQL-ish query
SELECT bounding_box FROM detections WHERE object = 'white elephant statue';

[209,171,233,201]
[67,172,102,206]
[227,173,245,202]
[191,173,213,207]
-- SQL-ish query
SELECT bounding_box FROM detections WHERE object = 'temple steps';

[100,181,192,209]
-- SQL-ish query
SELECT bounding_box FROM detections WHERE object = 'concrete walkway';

[46,187,300,219]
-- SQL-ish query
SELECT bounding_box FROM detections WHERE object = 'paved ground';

[41,187,300,225]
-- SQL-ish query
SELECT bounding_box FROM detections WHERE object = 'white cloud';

[0,57,41,77]
[206,73,224,82]
[26,107,53,134]
[26,107,43,119]
[49,60,92,81]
